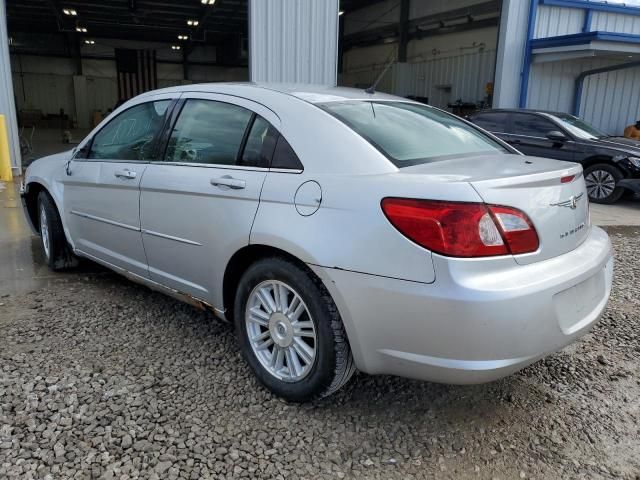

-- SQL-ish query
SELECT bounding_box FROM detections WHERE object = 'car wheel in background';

[234,257,356,402]
[584,163,624,204]
[37,191,78,271]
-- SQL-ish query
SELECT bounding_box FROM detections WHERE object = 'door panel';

[140,93,280,307]
[62,94,177,277]
[63,161,149,276]
[140,164,267,299]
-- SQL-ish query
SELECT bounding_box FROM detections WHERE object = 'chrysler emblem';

[551,193,583,209]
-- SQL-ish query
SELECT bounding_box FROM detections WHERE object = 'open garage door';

[338,0,502,115]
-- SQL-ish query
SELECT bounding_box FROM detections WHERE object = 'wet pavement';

[0,180,102,297]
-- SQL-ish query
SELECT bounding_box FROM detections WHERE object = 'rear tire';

[234,257,356,402]
[584,163,624,204]
[37,191,78,271]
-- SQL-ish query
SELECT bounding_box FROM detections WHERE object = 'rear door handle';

[210,176,246,190]
[114,169,137,179]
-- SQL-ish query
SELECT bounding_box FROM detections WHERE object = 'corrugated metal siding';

[12,73,76,116]
[407,49,496,107]
[534,5,584,38]
[592,11,640,34]
[582,65,640,135]
[525,57,640,134]
[249,0,339,84]
[493,0,530,107]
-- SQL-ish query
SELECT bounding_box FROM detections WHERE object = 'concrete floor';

[1,174,638,297]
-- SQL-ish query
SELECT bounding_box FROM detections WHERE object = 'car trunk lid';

[401,154,589,265]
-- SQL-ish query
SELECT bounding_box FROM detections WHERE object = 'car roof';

[142,82,402,104]
[474,108,570,117]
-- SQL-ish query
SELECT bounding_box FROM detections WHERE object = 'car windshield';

[320,101,508,167]
[547,113,607,140]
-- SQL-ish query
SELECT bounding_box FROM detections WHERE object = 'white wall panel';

[525,57,640,134]
[592,11,640,34]
[0,0,21,171]
[249,0,339,84]
[534,5,584,38]
[581,65,640,135]
[12,73,76,117]
[408,49,496,107]
[493,0,530,107]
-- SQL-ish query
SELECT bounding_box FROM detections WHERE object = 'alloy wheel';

[245,280,317,382]
[40,206,50,260]
[585,169,616,200]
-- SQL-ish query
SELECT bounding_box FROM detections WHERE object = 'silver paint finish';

[22,83,614,385]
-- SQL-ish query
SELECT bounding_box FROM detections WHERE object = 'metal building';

[1,0,640,176]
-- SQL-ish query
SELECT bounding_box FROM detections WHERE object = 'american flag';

[115,49,157,100]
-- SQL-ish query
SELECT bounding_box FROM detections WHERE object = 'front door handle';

[114,169,137,179]
[210,176,246,190]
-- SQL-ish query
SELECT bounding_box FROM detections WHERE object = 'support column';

[249,0,339,84]
[0,0,21,175]
[493,0,531,108]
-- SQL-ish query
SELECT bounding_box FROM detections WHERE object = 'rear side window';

[240,116,278,168]
[512,113,557,138]
[471,112,509,133]
[165,99,252,165]
[271,136,303,170]
[321,101,507,168]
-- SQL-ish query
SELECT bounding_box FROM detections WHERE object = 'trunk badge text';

[551,193,583,210]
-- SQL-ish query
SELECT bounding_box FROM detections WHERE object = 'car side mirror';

[546,131,567,142]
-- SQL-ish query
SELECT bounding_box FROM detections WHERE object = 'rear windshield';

[320,101,508,167]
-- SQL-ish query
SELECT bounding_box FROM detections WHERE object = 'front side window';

[166,99,252,165]
[511,113,557,138]
[471,112,509,133]
[89,100,171,161]
[321,101,508,168]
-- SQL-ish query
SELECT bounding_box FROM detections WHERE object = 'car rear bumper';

[310,225,613,384]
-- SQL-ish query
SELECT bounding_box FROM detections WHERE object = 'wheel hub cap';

[269,313,293,348]
[40,206,50,259]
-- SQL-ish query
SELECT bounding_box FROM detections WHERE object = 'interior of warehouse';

[3,0,640,171]
[338,0,500,113]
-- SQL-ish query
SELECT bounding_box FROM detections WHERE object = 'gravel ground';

[1,227,639,480]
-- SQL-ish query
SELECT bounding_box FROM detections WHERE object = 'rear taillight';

[381,198,539,258]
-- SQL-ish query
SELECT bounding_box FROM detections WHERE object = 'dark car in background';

[468,109,640,204]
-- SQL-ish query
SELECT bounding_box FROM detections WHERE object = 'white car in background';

[21,84,613,401]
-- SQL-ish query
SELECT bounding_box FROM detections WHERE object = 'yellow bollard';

[0,114,14,182]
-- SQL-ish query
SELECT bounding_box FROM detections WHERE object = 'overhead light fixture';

[187,19,199,26]
[63,8,77,16]
[339,10,345,16]
[172,45,181,50]
[201,0,216,4]
[84,39,95,45]
[178,34,189,40]
[76,26,88,33]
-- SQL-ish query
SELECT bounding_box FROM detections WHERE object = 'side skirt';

[74,249,229,322]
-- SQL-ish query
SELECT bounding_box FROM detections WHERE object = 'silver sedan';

[21,84,613,401]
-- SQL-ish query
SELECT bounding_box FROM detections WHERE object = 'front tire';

[584,163,624,204]
[234,257,356,402]
[37,191,78,271]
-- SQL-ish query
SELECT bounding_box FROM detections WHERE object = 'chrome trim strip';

[269,168,304,174]
[70,210,140,231]
[142,229,203,246]
[159,162,269,172]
